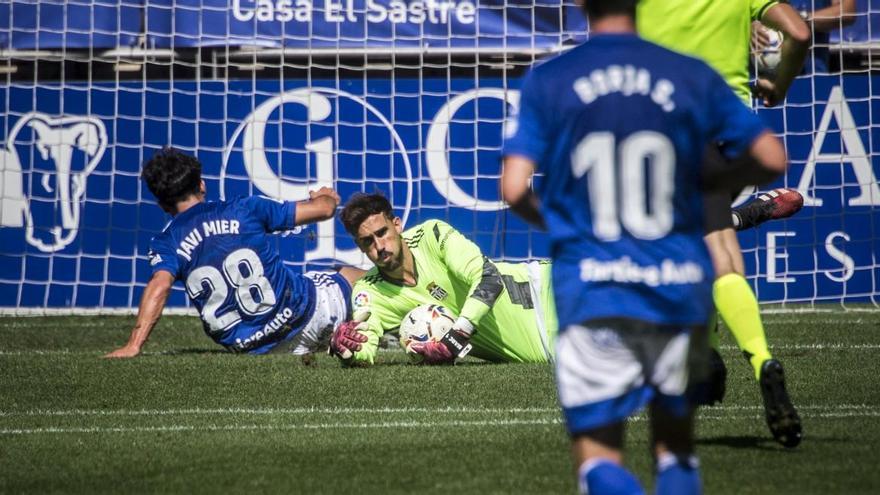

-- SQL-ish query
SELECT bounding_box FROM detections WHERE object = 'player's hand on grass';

[328,310,369,361]
[407,340,453,364]
[753,78,784,107]
[103,345,141,359]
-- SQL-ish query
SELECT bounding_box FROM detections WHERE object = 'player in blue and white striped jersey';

[105,147,364,358]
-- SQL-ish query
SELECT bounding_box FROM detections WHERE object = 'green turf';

[2,310,879,494]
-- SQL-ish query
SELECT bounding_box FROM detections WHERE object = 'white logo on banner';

[426,88,517,211]
[221,86,518,266]
[221,87,414,267]
[0,112,107,252]
[797,85,880,206]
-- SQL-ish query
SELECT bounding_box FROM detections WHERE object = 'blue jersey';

[503,34,768,328]
[148,196,316,353]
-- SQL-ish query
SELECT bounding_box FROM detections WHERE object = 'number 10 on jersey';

[571,131,676,242]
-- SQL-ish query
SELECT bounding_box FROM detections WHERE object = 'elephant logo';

[0,112,107,252]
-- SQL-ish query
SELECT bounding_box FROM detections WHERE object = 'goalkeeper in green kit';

[327,193,557,366]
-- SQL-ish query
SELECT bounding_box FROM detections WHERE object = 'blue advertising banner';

[0,0,141,50]
[2,1,877,51]
[145,0,570,49]
[831,0,880,43]
[0,1,575,50]
[0,75,878,309]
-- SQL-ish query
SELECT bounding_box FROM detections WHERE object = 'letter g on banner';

[221,87,413,267]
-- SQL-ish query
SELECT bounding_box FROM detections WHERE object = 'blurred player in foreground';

[327,192,557,366]
[638,0,808,447]
[105,148,363,358]
[501,0,786,493]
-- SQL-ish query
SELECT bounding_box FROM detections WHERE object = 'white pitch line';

[23,342,880,356]
[694,411,880,421]
[0,406,559,417]
[0,350,85,356]
[761,308,880,315]
[719,343,880,350]
[4,342,880,357]
[0,419,562,435]
[697,403,877,411]
[3,411,879,436]
[761,319,878,324]
[1,403,875,418]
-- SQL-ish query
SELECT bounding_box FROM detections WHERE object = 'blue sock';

[578,459,644,495]
[655,452,701,495]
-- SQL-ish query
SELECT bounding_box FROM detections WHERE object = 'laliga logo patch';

[0,112,107,252]
[353,291,371,310]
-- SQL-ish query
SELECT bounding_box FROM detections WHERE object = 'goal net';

[0,0,877,314]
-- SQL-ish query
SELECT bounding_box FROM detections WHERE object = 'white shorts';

[272,271,351,355]
[555,320,692,435]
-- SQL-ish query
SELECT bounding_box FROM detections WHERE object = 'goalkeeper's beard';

[376,248,403,272]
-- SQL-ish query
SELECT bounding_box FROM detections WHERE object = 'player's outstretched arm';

[501,155,545,229]
[755,3,810,107]
[435,221,503,328]
[294,186,340,226]
[104,270,174,358]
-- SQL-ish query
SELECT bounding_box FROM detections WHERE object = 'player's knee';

[710,253,736,278]
[649,404,695,456]
[705,232,741,277]
[571,425,625,465]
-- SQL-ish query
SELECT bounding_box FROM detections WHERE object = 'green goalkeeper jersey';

[350,220,557,365]
[637,0,778,104]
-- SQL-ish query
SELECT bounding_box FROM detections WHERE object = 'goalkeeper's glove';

[328,311,369,361]
[408,317,474,365]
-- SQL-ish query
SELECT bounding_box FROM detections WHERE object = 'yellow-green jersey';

[350,220,557,365]
[637,0,778,104]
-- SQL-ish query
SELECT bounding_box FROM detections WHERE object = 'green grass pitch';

[2,310,879,494]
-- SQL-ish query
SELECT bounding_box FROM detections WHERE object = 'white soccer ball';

[398,304,456,361]
[755,28,783,75]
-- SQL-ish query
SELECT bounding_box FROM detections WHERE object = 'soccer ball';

[398,304,456,360]
[755,28,783,75]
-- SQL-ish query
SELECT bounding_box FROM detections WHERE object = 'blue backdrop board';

[0,0,142,50]
[0,76,878,308]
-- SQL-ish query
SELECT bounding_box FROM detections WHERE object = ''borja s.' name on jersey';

[572,65,676,112]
